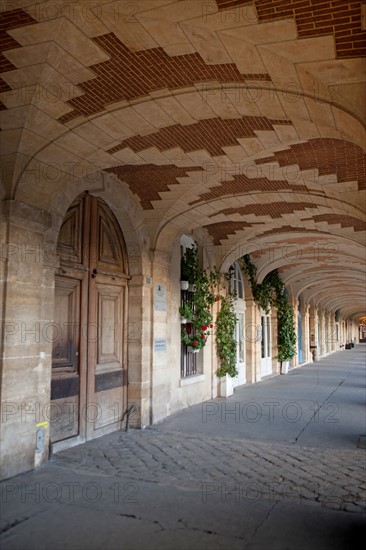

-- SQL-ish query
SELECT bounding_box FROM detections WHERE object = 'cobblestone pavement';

[53,428,366,514]
[2,349,366,550]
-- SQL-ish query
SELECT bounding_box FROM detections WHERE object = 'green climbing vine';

[215,292,238,378]
[180,243,219,351]
[241,254,297,362]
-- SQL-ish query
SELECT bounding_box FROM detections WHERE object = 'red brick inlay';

[190,174,308,205]
[216,0,252,8]
[106,164,202,209]
[310,214,366,232]
[108,116,291,157]
[204,221,255,244]
[59,32,271,123]
[259,225,322,236]
[210,202,316,218]
[256,138,366,191]
[217,1,366,59]
[0,9,36,73]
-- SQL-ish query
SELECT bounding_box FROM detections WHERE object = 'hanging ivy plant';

[215,293,238,378]
[180,244,219,351]
[180,243,199,283]
[276,289,297,362]
[241,254,297,362]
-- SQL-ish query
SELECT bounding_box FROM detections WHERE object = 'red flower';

[201,325,207,331]
[201,334,205,339]
[193,340,198,347]
[215,295,220,301]
[209,323,213,328]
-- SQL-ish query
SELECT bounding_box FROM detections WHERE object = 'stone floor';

[1,345,366,549]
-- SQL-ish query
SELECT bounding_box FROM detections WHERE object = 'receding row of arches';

[47,194,361,449]
[1,182,362,480]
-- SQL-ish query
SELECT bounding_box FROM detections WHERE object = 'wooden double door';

[51,193,129,447]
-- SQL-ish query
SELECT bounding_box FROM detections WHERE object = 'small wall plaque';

[154,338,167,352]
[154,284,166,311]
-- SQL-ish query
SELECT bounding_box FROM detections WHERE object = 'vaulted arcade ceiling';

[1,0,365,319]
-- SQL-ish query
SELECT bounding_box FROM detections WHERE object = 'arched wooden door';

[50,193,129,448]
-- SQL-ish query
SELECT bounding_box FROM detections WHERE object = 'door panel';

[52,276,80,370]
[87,198,128,437]
[57,200,84,265]
[51,193,129,446]
[51,276,81,442]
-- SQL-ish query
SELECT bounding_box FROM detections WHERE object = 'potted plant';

[179,266,218,352]
[180,243,198,290]
[181,325,209,352]
[215,293,238,396]
[179,303,193,324]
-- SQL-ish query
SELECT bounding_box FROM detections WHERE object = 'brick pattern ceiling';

[218,0,366,58]
[256,139,366,191]
[106,164,202,209]
[0,9,35,75]
[205,221,255,244]
[210,202,316,218]
[108,116,291,157]
[0,1,365,317]
[60,33,270,123]
[0,9,35,92]
[190,174,308,205]
[309,214,366,232]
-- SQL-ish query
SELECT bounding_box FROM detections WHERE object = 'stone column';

[326,311,333,354]
[244,299,260,383]
[318,309,324,357]
[1,200,56,479]
[150,249,171,423]
[127,272,152,429]
[309,305,319,362]
[303,303,311,363]
[271,306,279,374]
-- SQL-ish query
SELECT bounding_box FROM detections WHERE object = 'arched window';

[180,235,199,378]
[229,262,244,299]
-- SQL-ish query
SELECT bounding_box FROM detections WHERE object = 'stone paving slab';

[51,428,366,513]
[1,347,366,549]
[1,465,365,550]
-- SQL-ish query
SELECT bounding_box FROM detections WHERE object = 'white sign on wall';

[154,284,166,311]
[154,338,167,353]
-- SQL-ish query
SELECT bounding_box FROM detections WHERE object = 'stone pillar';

[309,305,319,362]
[244,299,260,383]
[0,200,55,479]
[127,273,152,429]
[318,309,324,357]
[303,303,311,363]
[150,249,171,423]
[325,311,333,354]
[271,306,280,374]
[341,320,346,347]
